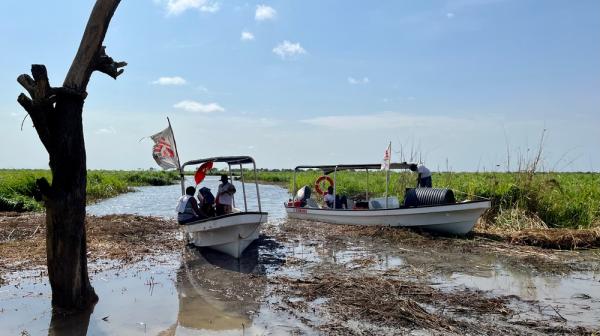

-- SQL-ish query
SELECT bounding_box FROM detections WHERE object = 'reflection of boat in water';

[167,246,264,335]
[285,163,490,235]
[180,156,268,258]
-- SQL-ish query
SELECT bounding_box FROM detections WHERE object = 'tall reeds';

[0,170,178,212]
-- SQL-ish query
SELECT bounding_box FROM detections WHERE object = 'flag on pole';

[150,126,179,170]
[194,161,213,185]
[381,142,391,170]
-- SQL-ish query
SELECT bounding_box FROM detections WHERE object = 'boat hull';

[182,212,268,258]
[285,201,490,235]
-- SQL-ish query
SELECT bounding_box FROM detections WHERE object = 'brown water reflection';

[166,247,263,334]
[47,307,94,336]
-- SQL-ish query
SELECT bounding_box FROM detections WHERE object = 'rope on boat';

[438,188,491,201]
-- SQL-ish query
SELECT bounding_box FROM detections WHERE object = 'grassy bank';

[254,170,600,229]
[0,170,178,212]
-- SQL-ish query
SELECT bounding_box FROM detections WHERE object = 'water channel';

[0,177,599,335]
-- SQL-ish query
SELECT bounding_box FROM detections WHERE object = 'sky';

[0,0,599,171]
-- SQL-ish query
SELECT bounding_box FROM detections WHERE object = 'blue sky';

[0,0,599,171]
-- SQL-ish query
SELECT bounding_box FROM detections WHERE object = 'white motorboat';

[180,156,268,258]
[285,163,490,235]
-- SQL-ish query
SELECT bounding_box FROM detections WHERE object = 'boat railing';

[180,156,262,213]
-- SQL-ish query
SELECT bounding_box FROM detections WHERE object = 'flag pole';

[385,141,391,209]
[167,117,184,194]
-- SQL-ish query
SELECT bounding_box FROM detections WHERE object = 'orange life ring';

[315,175,334,195]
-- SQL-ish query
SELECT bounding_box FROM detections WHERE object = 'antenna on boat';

[384,141,391,208]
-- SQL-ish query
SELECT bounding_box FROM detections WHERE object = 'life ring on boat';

[314,175,334,195]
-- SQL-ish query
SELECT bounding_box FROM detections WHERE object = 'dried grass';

[272,273,511,334]
[477,217,600,250]
[505,227,600,250]
[0,212,178,277]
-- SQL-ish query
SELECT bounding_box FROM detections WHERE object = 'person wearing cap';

[409,163,433,188]
[216,174,236,216]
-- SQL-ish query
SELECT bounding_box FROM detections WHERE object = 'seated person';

[176,186,206,224]
[198,187,216,217]
[323,186,348,209]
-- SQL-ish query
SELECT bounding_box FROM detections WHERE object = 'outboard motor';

[404,188,455,207]
[294,185,312,207]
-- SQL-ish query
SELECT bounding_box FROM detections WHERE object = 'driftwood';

[16,0,126,311]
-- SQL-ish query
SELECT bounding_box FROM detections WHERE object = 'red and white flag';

[381,142,391,171]
[150,126,179,170]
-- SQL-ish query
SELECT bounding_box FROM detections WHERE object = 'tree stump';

[16,0,127,311]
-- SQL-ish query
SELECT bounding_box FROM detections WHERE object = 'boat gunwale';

[284,199,490,212]
[181,211,268,226]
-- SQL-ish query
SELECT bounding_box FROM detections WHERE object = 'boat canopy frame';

[180,156,262,212]
[292,162,415,209]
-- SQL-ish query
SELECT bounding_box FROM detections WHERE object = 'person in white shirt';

[176,186,205,224]
[410,163,432,188]
[323,186,348,209]
[324,186,336,208]
[216,174,236,215]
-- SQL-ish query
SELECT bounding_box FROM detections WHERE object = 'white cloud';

[173,100,225,113]
[160,0,220,16]
[151,76,187,86]
[200,2,220,13]
[95,127,116,135]
[301,112,476,130]
[255,5,276,21]
[272,40,306,59]
[241,31,255,41]
[348,76,369,85]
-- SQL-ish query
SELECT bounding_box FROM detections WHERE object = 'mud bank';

[1,213,599,335]
[0,212,179,284]
[266,221,600,335]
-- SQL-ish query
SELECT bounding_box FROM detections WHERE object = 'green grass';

[254,170,600,229]
[0,169,178,212]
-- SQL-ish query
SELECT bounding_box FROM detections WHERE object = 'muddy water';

[1,180,599,334]
[87,176,288,221]
[280,233,600,330]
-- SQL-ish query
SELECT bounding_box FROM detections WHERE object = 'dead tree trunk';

[16,0,126,311]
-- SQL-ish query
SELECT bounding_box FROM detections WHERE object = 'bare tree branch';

[63,0,123,91]
[95,46,127,79]
[17,74,36,98]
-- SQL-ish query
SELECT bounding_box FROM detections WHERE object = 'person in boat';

[198,187,216,217]
[410,163,432,188]
[323,186,348,209]
[216,174,236,216]
[176,186,207,224]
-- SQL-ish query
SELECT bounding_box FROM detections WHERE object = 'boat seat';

[305,198,320,208]
[369,197,399,209]
[369,200,382,209]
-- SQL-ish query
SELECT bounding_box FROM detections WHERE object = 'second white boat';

[285,163,490,235]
